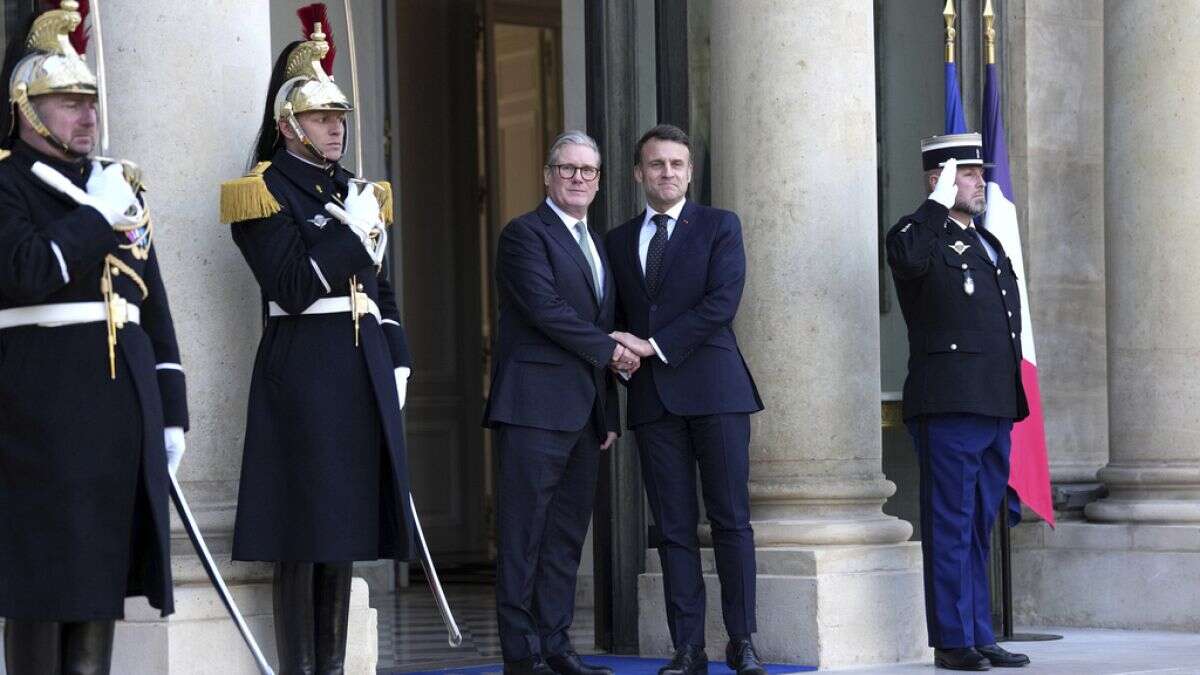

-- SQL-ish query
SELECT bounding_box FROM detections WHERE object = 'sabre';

[170,475,276,675]
[410,494,463,647]
[89,0,109,154]
[341,0,365,180]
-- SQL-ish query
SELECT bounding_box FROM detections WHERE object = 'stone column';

[1009,1,1200,633]
[638,2,926,668]
[95,2,376,671]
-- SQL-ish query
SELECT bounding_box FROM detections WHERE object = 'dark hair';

[0,13,39,149]
[249,40,304,168]
[633,123,691,165]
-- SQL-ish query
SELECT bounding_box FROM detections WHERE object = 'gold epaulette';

[374,179,393,225]
[220,161,281,223]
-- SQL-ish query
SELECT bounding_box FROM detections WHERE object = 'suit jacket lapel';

[628,210,649,297]
[539,202,600,304]
[654,200,698,291]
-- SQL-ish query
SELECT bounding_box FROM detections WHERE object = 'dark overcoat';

[229,149,417,563]
[0,139,186,620]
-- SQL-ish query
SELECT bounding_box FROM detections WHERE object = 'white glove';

[929,157,959,210]
[394,366,410,411]
[325,183,387,266]
[30,160,141,229]
[164,426,185,477]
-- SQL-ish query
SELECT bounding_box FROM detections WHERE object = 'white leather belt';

[0,301,141,330]
[268,296,381,323]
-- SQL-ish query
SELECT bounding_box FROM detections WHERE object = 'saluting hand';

[929,157,959,210]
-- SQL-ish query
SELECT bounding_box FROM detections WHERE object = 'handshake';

[609,331,656,377]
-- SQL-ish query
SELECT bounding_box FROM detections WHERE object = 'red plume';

[69,0,90,55]
[297,3,335,75]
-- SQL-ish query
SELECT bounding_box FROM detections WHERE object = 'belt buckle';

[108,294,129,329]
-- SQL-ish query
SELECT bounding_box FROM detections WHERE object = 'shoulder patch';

[219,161,281,223]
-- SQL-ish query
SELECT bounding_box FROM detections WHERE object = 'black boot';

[4,619,62,675]
[274,561,317,675]
[314,562,352,675]
[61,620,115,675]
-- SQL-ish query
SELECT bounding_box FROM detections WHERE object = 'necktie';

[574,221,602,300]
[968,224,997,264]
[646,213,670,295]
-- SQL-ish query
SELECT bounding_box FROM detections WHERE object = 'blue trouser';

[909,413,1012,649]
[637,412,756,649]
[494,421,601,662]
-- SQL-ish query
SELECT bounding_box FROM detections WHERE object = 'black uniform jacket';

[230,148,417,563]
[0,139,187,620]
[886,198,1029,422]
[482,201,619,436]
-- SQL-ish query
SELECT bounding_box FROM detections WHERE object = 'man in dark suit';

[886,133,1030,671]
[484,131,635,675]
[605,124,765,675]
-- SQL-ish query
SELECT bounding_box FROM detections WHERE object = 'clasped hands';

[608,331,657,377]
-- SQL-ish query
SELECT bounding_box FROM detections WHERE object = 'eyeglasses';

[548,164,600,181]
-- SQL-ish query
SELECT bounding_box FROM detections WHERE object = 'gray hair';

[546,130,601,167]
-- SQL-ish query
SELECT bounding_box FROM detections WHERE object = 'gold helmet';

[274,4,351,161]
[7,1,98,153]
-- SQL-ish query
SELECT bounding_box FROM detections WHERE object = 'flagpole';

[982,0,1058,644]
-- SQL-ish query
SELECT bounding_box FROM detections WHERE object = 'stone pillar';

[1010,0,1200,633]
[638,2,926,668]
[94,2,376,672]
[1003,0,1107,497]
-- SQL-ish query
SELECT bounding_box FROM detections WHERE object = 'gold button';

[316,185,323,193]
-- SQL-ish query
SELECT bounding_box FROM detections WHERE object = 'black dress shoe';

[659,645,708,675]
[976,644,1030,668]
[725,638,767,675]
[546,651,613,675]
[934,647,992,671]
[503,656,556,675]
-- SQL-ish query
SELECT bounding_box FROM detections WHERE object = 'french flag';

[981,62,1055,527]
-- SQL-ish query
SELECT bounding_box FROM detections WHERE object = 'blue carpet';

[398,655,816,674]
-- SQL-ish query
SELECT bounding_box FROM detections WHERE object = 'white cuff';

[649,337,668,364]
[49,241,69,283]
[156,362,184,372]
[309,257,331,293]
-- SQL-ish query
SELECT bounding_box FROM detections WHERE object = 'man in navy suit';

[606,125,765,675]
[484,131,636,675]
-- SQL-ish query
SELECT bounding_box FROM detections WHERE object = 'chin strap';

[12,85,78,157]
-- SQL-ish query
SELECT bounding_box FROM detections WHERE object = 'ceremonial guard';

[0,2,188,673]
[886,133,1030,671]
[221,6,417,673]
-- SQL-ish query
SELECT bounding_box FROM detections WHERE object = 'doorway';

[389,0,564,568]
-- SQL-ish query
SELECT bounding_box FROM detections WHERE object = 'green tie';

[574,221,602,301]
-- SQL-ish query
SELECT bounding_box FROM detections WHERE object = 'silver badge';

[900,223,912,233]
[949,240,971,255]
[308,214,330,229]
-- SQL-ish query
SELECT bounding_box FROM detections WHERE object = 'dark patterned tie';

[646,213,670,295]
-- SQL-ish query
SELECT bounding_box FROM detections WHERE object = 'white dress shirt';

[545,198,604,296]
[638,198,687,364]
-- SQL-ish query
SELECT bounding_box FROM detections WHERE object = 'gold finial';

[943,0,957,64]
[983,0,997,65]
[310,21,326,42]
[62,0,79,10]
